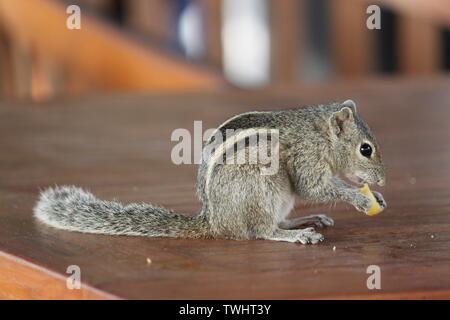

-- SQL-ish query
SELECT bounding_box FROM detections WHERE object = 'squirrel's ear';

[342,99,357,113]
[329,106,354,136]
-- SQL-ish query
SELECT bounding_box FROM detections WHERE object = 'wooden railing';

[0,0,224,100]
[0,0,448,100]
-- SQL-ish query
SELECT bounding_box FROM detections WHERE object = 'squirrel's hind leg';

[263,228,324,244]
[279,214,334,229]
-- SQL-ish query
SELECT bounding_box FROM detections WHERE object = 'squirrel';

[34,100,386,244]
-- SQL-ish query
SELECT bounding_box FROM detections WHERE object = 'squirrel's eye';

[360,143,372,158]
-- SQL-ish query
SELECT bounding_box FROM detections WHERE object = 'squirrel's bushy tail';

[34,186,210,238]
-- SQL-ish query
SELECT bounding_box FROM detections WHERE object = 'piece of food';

[359,183,382,216]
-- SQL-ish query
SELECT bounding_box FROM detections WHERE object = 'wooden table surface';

[1,77,450,299]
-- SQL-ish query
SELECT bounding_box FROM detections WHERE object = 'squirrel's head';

[327,100,386,186]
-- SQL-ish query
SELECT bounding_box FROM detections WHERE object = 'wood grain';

[0,77,450,299]
[0,251,115,299]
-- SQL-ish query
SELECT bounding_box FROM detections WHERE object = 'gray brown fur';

[34,100,386,244]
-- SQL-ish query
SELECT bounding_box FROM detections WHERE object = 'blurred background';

[0,0,449,101]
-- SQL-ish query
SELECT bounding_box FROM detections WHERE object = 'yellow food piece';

[359,183,382,216]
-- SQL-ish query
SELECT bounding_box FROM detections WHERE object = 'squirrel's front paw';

[353,193,372,212]
[372,191,387,210]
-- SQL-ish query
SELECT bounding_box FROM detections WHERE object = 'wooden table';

[1,77,450,299]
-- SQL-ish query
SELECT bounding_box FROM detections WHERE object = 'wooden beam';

[329,0,374,77]
[396,15,440,74]
[30,47,56,101]
[0,26,14,98]
[124,0,171,42]
[9,41,33,99]
[269,0,303,84]
[0,0,223,94]
[200,0,223,69]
